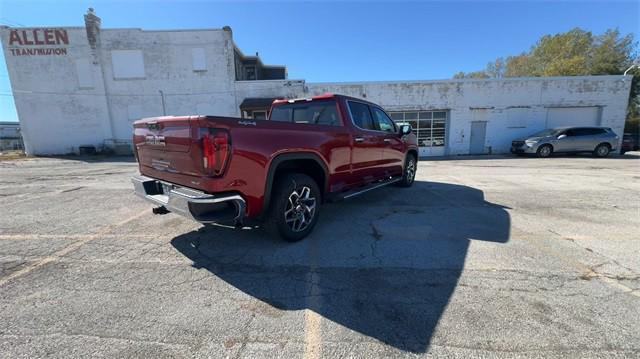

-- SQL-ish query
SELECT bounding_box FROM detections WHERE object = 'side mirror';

[557,134,567,140]
[399,124,412,135]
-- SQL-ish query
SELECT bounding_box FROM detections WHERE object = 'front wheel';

[264,173,321,242]
[397,154,417,187]
[537,144,553,158]
[593,144,610,158]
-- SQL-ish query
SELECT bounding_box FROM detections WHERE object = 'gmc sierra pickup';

[132,94,418,241]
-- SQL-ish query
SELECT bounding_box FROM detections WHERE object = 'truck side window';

[348,101,375,130]
[270,101,340,126]
[270,107,292,122]
[372,107,396,133]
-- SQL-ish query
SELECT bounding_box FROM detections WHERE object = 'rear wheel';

[397,154,417,187]
[264,173,320,242]
[536,144,553,158]
[593,143,610,158]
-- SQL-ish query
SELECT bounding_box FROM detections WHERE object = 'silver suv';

[511,127,619,158]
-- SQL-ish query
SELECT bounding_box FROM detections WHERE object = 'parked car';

[131,94,419,241]
[511,127,619,158]
[621,132,639,154]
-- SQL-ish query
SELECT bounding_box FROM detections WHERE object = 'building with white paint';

[0,9,632,156]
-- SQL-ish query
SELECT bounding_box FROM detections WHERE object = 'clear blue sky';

[0,0,638,122]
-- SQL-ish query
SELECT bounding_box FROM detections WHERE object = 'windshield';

[530,128,562,137]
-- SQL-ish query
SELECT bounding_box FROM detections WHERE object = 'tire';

[593,143,610,158]
[397,154,417,187]
[264,173,321,242]
[536,144,553,158]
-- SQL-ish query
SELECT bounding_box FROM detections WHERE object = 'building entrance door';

[469,121,487,154]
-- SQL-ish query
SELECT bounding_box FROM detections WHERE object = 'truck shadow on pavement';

[171,181,510,353]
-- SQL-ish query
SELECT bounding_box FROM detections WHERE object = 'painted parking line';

[0,233,160,241]
[303,232,323,359]
[0,209,150,287]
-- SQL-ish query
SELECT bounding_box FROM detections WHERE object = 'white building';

[0,9,632,156]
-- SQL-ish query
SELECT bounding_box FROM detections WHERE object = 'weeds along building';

[0,9,632,156]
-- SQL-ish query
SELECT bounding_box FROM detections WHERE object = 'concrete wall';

[0,25,240,155]
[98,28,238,140]
[1,27,113,155]
[306,76,631,155]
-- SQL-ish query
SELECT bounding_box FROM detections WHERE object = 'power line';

[0,17,26,27]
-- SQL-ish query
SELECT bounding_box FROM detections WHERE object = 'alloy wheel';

[406,159,416,184]
[539,146,551,157]
[597,146,609,156]
[284,186,316,232]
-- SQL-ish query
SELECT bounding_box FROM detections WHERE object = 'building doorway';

[469,121,487,155]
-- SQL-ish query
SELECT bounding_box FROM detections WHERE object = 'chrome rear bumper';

[131,175,246,225]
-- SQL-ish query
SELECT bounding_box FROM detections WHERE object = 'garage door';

[546,107,600,128]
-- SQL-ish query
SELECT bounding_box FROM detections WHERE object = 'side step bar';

[328,176,402,202]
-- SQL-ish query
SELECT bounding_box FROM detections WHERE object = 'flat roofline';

[235,79,304,83]
[101,27,226,33]
[261,65,287,69]
[0,26,85,30]
[308,74,626,86]
[237,56,286,68]
[0,26,226,32]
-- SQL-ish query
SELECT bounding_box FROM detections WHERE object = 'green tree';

[590,29,635,75]
[504,54,537,77]
[453,27,638,123]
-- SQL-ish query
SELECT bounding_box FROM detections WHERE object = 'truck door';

[371,106,404,177]
[346,101,386,185]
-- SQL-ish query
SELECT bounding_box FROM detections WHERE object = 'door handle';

[354,137,364,143]
[383,139,392,143]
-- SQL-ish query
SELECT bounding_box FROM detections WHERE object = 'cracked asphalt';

[1,154,639,358]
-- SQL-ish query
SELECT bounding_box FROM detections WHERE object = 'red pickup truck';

[132,94,418,241]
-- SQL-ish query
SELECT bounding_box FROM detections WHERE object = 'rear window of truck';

[270,100,340,126]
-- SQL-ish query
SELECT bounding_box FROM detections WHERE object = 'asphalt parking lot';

[1,154,639,358]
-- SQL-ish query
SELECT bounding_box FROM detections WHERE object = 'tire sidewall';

[595,144,610,157]
[537,145,552,158]
[398,154,417,187]
[267,173,321,242]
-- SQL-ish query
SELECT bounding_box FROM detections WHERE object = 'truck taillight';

[201,129,230,176]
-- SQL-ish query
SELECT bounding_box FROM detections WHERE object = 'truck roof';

[271,93,378,107]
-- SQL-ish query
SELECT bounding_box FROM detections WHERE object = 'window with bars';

[388,111,447,147]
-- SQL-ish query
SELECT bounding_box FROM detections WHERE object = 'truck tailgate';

[133,115,239,190]
[133,116,201,177]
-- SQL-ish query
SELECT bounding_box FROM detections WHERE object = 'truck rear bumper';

[131,175,246,225]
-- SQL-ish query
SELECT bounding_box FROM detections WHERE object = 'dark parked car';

[621,133,639,154]
[511,127,619,158]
